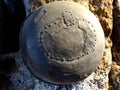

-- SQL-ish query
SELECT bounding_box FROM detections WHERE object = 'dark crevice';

[109,0,120,90]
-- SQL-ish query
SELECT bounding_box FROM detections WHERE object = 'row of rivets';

[38,12,97,62]
[62,11,75,27]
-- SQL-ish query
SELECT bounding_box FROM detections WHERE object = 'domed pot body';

[20,1,105,84]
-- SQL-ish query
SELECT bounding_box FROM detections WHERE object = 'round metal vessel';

[20,1,105,84]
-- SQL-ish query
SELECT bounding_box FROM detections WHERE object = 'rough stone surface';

[9,0,112,90]
[89,0,113,37]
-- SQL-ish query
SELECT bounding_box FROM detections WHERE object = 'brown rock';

[89,0,113,37]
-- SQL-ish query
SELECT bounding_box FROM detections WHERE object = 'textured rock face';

[20,1,105,84]
[89,0,113,37]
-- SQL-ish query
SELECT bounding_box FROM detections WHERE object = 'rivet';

[82,54,84,57]
[65,10,68,12]
[91,24,93,27]
[40,32,42,35]
[48,53,51,56]
[86,51,89,55]
[67,58,71,61]
[55,57,59,60]
[72,57,75,61]
[44,26,47,29]
[88,21,90,23]
[70,24,72,26]
[77,56,80,59]
[62,58,66,61]
[92,44,95,47]
[68,11,71,13]
[48,24,52,27]
[54,22,57,25]
[51,55,54,59]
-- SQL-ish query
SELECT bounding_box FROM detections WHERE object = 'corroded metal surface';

[20,1,105,84]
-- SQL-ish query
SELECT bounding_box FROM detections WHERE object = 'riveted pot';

[20,1,105,85]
